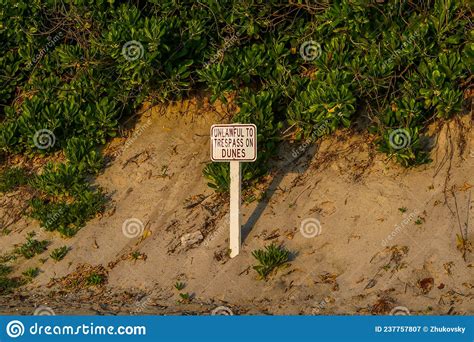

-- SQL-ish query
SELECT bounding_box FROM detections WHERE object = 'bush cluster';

[0,1,471,231]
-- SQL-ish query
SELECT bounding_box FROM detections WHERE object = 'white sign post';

[210,124,257,258]
[229,160,241,258]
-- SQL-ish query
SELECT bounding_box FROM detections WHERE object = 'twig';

[452,189,471,261]
[452,190,464,240]
[466,191,471,241]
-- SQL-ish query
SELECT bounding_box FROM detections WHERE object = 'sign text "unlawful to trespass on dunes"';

[210,124,257,161]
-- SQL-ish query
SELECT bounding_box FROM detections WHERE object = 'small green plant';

[127,251,147,261]
[86,273,105,286]
[178,292,192,303]
[14,232,49,259]
[0,276,24,295]
[22,267,40,279]
[252,244,290,280]
[202,163,230,193]
[377,127,431,167]
[29,188,106,237]
[398,207,408,213]
[0,264,12,277]
[415,218,423,225]
[0,253,16,264]
[50,246,69,261]
[0,167,27,193]
[0,264,24,294]
[243,194,256,204]
[174,281,186,291]
[130,251,141,261]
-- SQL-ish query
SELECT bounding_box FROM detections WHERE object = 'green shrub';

[65,137,104,175]
[0,167,27,193]
[377,127,431,167]
[0,0,471,230]
[288,71,356,138]
[202,163,230,193]
[50,246,69,262]
[30,163,87,197]
[86,273,106,286]
[14,232,49,259]
[0,264,12,277]
[30,190,105,237]
[0,276,24,295]
[22,267,40,279]
[27,160,105,237]
[0,260,24,294]
[252,244,290,280]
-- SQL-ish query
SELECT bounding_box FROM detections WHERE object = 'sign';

[210,124,257,162]
[209,123,258,258]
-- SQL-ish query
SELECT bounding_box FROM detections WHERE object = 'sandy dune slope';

[0,97,473,315]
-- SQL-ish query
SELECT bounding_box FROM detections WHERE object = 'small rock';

[181,231,204,247]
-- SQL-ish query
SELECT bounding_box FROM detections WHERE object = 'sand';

[0,96,472,315]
